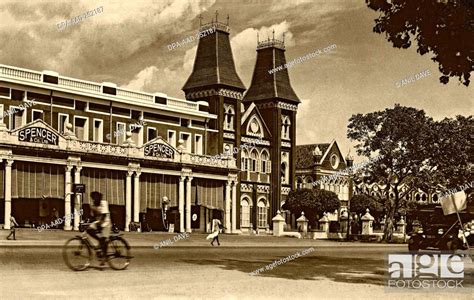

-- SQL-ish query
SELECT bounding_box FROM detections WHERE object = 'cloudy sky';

[1,0,472,161]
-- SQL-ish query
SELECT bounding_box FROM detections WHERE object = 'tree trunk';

[383,202,396,241]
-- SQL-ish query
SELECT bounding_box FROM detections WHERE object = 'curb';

[0,242,408,248]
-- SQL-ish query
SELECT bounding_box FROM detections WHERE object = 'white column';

[3,159,13,230]
[133,170,141,222]
[225,180,231,232]
[64,165,73,231]
[178,176,185,233]
[231,181,237,233]
[73,166,82,231]
[125,170,133,231]
[185,176,193,233]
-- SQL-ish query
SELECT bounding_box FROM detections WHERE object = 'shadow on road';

[182,255,386,285]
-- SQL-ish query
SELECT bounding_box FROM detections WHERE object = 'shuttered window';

[82,168,125,205]
[140,174,178,211]
[12,162,64,198]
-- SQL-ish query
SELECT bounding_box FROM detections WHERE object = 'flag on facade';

[440,191,467,215]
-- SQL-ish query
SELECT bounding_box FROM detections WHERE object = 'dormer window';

[224,104,235,131]
[281,115,291,140]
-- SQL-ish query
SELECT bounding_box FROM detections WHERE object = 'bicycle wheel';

[106,236,131,270]
[62,237,91,271]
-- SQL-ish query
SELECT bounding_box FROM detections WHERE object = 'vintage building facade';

[0,17,299,233]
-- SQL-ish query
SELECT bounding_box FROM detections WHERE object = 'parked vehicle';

[408,206,471,252]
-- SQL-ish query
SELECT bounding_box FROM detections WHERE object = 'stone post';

[319,213,330,234]
[296,212,309,238]
[272,210,285,236]
[361,209,374,235]
[397,216,406,234]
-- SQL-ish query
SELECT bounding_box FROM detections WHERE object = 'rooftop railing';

[0,64,202,113]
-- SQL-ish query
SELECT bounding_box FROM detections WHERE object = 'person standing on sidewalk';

[6,214,19,240]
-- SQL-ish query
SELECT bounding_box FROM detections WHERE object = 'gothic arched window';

[260,149,270,174]
[240,198,251,227]
[250,149,259,172]
[224,104,235,131]
[281,115,291,140]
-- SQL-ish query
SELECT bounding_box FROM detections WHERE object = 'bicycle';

[62,232,132,271]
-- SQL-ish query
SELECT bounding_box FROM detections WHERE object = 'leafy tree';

[284,188,340,226]
[348,104,472,241]
[350,194,383,218]
[365,0,474,86]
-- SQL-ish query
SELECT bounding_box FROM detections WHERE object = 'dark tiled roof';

[296,143,331,169]
[243,46,300,103]
[182,29,245,93]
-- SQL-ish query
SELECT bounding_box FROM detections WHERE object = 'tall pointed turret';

[182,13,245,162]
[182,14,245,98]
[243,34,300,219]
[243,34,300,104]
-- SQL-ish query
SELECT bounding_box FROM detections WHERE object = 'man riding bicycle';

[86,191,111,262]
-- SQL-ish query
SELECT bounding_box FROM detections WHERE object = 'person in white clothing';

[86,191,111,260]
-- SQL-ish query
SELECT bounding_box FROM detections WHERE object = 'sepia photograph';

[0,0,473,299]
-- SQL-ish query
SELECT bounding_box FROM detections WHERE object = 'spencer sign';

[18,127,59,145]
[144,143,174,159]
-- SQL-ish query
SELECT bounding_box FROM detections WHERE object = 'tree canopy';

[347,104,473,240]
[350,194,383,216]
[284,188,340,225]
[366,0,474,86]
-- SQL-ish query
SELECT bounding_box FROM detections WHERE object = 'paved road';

[1,245,472,299]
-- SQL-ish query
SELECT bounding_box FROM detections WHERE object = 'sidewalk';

[0,228,406,248]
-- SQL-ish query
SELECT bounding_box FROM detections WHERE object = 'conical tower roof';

[182,18,245,95]
[243,36,300,104]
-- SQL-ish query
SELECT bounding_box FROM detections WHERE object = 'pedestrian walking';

[206,213,224,246]
[6,214,19,240]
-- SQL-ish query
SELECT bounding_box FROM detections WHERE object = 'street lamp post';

[345,153,354,241]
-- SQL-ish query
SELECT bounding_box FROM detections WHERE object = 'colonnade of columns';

[2,157,239,233]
